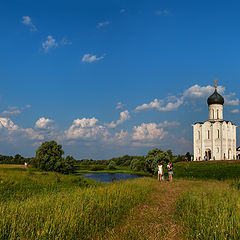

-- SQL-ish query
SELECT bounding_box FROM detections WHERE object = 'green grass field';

[0,165,154,239]
[1,162,240,239]
[174,160,240,180]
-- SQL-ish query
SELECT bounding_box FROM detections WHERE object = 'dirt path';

[102,180,190,240]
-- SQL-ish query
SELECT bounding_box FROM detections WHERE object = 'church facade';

[193,80,237,161]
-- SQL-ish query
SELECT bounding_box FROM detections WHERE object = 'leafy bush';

[90,165,105,171]
[130,158,145,171]
[145,148,171,174]
[108,160,117,170]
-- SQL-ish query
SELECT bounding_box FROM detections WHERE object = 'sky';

[0,0,240,159]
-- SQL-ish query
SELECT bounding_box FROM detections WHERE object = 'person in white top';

[158,164,163,181]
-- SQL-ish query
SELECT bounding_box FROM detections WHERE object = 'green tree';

[130,158,145,172]
[35,141,75,173]
[145,148,171,174]
[108,160,117,170]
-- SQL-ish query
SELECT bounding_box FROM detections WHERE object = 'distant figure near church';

[193,80,237,161]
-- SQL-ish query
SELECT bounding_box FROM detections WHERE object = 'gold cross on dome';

[214,79,218,89]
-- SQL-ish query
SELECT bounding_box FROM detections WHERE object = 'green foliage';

[145,148,171,174]
[35,141,75,174]
[176,184,240,239]
[130,158,145,172]
[108,160,117,170]
[90,165,105,171]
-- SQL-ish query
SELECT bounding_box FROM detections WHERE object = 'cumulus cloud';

[132,122,168,141]
[97,21,110,28]
[64,117,109,140]
[116,102,125,110]
[21,16,37,31]
[106,110,130,128]
[35,117,54,129]
[135,83,238,113]
[0,117,43,140]
[1,107,21,116]
[82,54,105,63]
[42,35,58,53]
[135,97,183,112]
[183,84,225,99]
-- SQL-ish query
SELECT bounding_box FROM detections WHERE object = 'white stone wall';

[193,121,237,161]
[208,104,223,120]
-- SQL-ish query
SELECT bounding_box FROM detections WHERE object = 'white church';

[193,80,237,161]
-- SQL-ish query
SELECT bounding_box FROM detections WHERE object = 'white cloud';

[135,97,183,112]
[21,16,37,31]
[35,117,54,129]
[0,117,43,140]
[132,122,168,141]
[116,102,125,110]
[183,84,225,99]
[1,107,21,116]
[82,54,105,63]
[225,98,239,106]
[0,118,19,131]
[64,117,109,140]
[155,10,169,16]
[42,35,58,53]
[106,110,130,128]
[97,21,110,28]
[231,109,239,114]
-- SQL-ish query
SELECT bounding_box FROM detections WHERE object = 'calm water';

[82,173,144,183]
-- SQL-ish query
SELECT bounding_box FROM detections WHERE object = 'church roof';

[207,88,224,105]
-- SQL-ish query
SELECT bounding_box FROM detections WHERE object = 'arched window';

[217,147,219,153]
[212,110,214,119]
[217,109,219,119]
[208,130,210,139]
[217,129,220,138]
[198,131,200,139]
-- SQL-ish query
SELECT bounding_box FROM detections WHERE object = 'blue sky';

[0,0,240,159]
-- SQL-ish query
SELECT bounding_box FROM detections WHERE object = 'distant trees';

[145,148,172,174]
[34,141,75,174]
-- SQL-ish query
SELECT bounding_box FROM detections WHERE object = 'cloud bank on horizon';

[0,83,239,159]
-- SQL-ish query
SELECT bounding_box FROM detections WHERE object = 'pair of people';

[158,162,173,182]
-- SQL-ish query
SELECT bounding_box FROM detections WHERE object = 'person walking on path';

[158,164,163,181]
[167,162,173,182]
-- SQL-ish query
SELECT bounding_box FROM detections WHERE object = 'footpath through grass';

[0,165,154,240]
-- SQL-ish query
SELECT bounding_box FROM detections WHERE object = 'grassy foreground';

[176,181,240,239]
[0,165,154,240]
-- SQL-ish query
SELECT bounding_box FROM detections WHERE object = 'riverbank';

[1,164,240,239]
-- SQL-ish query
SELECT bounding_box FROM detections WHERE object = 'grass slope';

[0,165,154,239]
[174,161,240,180]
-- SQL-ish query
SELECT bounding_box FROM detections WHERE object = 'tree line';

[0,141,188,174]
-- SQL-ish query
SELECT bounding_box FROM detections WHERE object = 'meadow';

[1,162,240,239]
[0,165,154,239]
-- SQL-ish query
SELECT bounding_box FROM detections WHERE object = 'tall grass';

[174,161,240,180]
[175,183,240,239]
[0,165,154,239]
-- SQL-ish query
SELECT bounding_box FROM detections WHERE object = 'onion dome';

[207,80,224,105]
